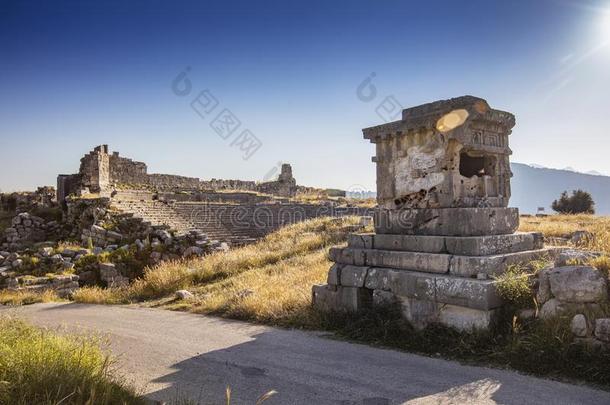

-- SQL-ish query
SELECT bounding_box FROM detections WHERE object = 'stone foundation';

[314,225,562,331]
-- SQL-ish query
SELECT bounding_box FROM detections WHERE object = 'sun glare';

[601,10,610,42]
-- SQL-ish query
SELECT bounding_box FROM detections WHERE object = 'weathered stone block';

[540,298,562,319]
[435,276,503,310]
[312,285,371,312]
[437,304,498,332]
[347,233,374,249]
[374,207,519,236]
[399,296,438,330]
[328,247,366,267]
[555,249,601,267]
[372,234,445,253]
[389,271,436,300]
[536,267,552,304]
[449,247,562,277]
[99,262,118,279]
[348,232,545,256]
[571,314,588,337]
[594,318,610,342]
[548,266,608,303]
[327,264,341,286]
[339,265,369,287]
[445,232,543,256]
[333,248,450,274]
[364,267,394,290]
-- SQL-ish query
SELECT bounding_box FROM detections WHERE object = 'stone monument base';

[313,229,564,331]
[374,207,520,236]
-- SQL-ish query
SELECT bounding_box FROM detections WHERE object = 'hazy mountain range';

[347,163,610,215]
[511,163,610,215]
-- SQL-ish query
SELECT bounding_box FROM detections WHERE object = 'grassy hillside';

[74,216,366,328]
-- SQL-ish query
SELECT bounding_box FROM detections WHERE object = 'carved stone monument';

[313,96,562,331]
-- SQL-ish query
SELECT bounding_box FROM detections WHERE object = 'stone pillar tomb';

[313,96,562,331]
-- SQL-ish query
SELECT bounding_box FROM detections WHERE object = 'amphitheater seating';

[112,199,370,246]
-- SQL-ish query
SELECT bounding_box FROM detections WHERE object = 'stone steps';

[327,264,504,311]
[347,232,544,256]
[111,200,266,245]
[329,246,564,278]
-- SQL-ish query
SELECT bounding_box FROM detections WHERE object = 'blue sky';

[1,0,610,192]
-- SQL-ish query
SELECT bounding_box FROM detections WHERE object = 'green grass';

[0,317,143,405]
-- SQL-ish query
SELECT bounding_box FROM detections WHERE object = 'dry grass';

[519,214,610,253]
[519,214,610,275]
[180,248,330,327]
[73,216,365,321]
[0,316,142,404]
[72,286,129,305]
[0,290,62,306]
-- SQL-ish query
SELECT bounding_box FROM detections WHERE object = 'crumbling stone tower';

[313,96,561,331]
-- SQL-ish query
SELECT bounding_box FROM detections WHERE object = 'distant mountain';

[587,170,604,176]
[511,163,610,215]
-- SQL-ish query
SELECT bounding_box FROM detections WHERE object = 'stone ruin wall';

[108,152,148,185]
[60,145,298,204]
[200,179,257,191]
[147,173,202,190]
[78,145,110,192]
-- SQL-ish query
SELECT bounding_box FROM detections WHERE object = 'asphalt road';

[2,303,609,405]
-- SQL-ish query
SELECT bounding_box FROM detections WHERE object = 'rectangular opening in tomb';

[459,152,496,178]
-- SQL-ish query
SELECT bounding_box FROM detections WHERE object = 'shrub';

[0,290,60,306]
[494,265,535,309]
[551,190,595,214]
[0,317,142,405]
[73,286,127,305]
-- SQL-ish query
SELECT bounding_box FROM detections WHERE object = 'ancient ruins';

[57,144,297,204]
[51,145,366,246]
[313,96,564,331]
[1,145,366,296]
[3,97,609,342]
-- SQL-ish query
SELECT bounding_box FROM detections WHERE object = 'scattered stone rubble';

[313,96,564,331]
[535,249,610,347]
[0,247,84,297]
[3,213,60,251]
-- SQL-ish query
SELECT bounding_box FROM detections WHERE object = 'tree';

[551,190,595,214]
